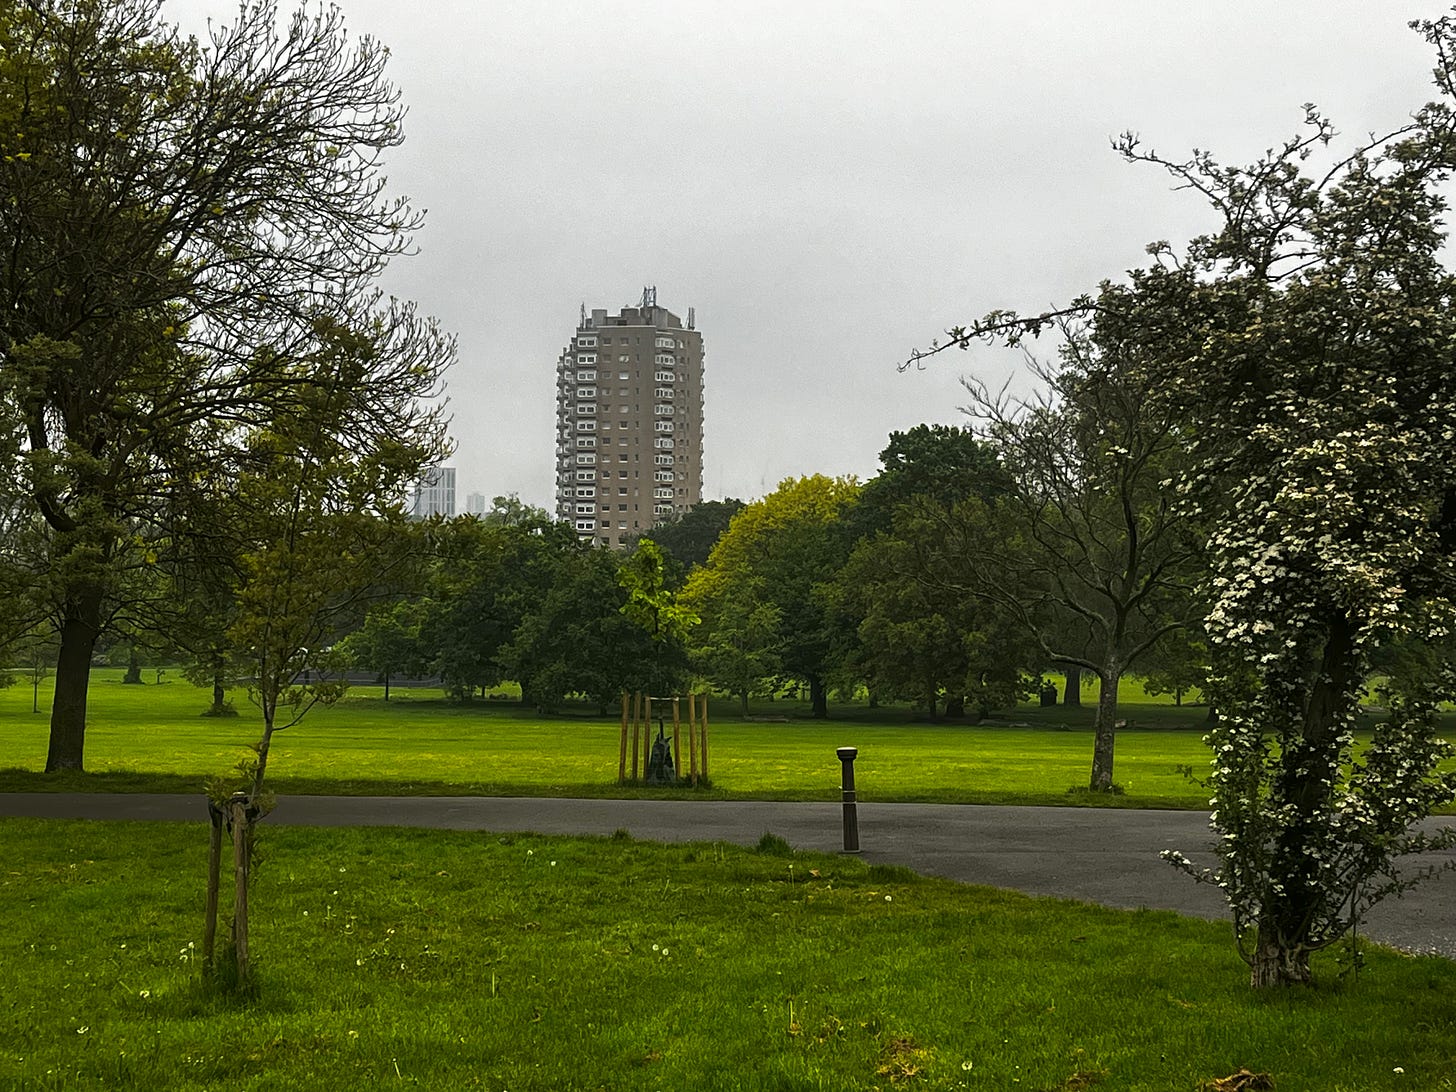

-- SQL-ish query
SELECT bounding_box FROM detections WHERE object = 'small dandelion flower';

[139,990,150,1000]
[885,895,892,902]
[339,866,347,873]
[76,1026,88,1035]
[652,943,660,951]
[550,861,557,867]
[526,849,535,856]
[962,1061,973,1071]
[356,958,364,966]
[1394,1068,1405,1075]
[662,948,669,956]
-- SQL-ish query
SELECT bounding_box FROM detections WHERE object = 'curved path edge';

[3,792,1453,958]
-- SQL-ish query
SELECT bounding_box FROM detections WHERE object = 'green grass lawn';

[2,670,1450,809]
[2,817,1452,1091]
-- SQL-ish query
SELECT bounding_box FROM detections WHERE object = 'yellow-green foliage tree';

[684,476,858,717]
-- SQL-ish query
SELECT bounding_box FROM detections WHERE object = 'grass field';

[3,670,1452,809]
[2,818,1453,1091]
[1,670,1229,806]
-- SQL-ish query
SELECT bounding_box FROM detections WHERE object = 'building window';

[576,486,595,498]
[654,487,673,499]
[655,438,674,449]
[654,421,673,433]
[577,336,596,348]
[576,454,596,465]
[576,403,596,415]
[576,370,596,382]
[577,354,596,365]
[655,336,675,349]
[654,470,673,482]
[654,405,673,416]
[618,371,629,379]
[654,454,673,466]
[576,420,595,432]
[576,386,596,399]
[655,371,675,383]
[576,437,595,449]
[654,387,674,399]
[576,470,595,482]
[575,519,595,532]
[575,503,594,515]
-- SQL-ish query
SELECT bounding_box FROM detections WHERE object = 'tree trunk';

[1063,665,1082,706]
[926,685,938,722]
[945,694,965,718]
[739,688,749,716]
[122,645,143,684]
[1251,613,1359,987]
[46,590,104,771]
[1250,922,1312,988]
[809,676,827,719]
[383,672,391,701]
[1089,668,1119,791]
[213,676,226,711]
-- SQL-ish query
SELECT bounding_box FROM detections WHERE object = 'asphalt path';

[4,793,1454,958]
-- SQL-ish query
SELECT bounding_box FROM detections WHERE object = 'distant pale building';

[409,466,456,519]
[465,491,488,516]
[554,288,705,548]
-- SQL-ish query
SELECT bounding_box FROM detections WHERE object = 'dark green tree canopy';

[0,0,451,769]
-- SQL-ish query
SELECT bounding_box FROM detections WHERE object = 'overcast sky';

[164,1,1454,509]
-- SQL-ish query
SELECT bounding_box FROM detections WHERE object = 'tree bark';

[383,672,391,701]
[122,646,143,684]
[46,589,104,771]
[1089,668,1119,791]
[1251,613,1359,987]
[1063,665,1082,706]
[809,676,827,718]
[1250,921,1312,988]
[739,688,749,716]
[945,694,965,718]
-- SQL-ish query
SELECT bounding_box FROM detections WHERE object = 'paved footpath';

[4,793,1454,958]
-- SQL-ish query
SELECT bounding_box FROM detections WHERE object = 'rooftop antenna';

[579,302,587,328]
[687,306,695,330]
[640,285,656,310]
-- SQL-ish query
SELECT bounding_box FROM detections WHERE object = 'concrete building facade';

[409,465,456,519]
[554,290,704,547]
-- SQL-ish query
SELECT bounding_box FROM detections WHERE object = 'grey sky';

[165,1,1452,509]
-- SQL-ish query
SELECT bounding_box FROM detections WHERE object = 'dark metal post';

[837,746,860,853]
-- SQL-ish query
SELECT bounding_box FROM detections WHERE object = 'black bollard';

[836,746,860,853]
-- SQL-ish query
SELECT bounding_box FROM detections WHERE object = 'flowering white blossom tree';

[918,14,1456,987]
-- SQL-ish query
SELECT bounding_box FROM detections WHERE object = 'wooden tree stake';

[203,801,223,969]
[671,696,681,779]
[700,693,710,781]
[618,691,629,784]
[229,795,251,984]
